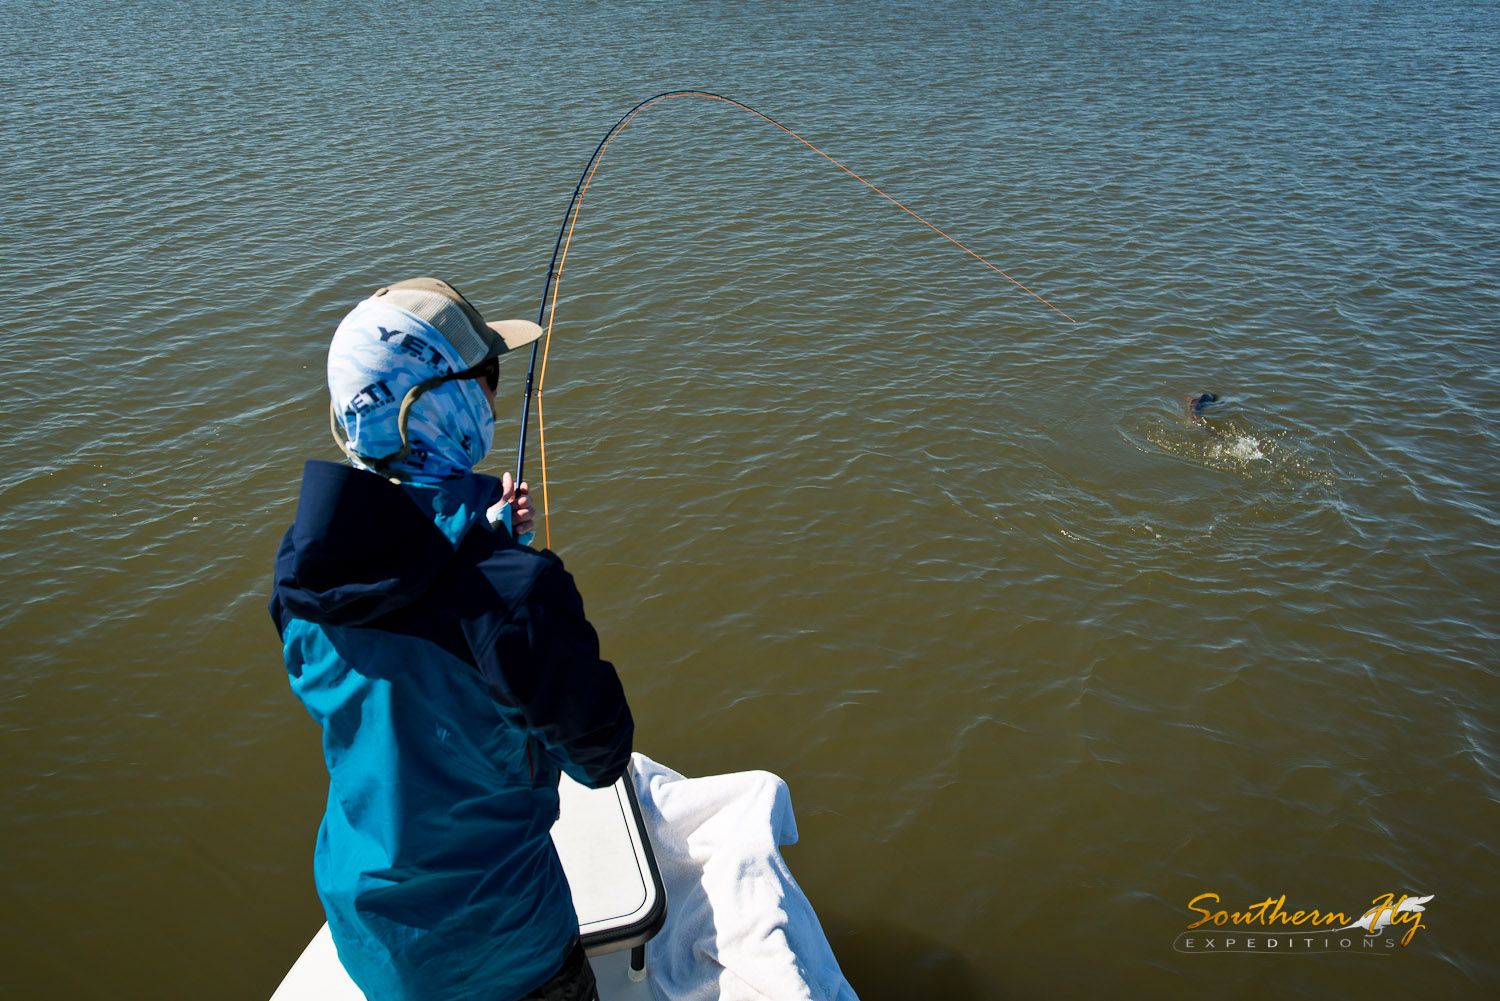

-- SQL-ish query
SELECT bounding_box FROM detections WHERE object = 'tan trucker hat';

[371,277,542,370]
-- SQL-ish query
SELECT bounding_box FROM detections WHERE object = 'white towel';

[630,754,860,1001]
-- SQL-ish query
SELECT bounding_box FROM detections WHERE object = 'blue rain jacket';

[269,460,633,1000]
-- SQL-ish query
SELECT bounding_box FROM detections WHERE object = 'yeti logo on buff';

[328,300,494,483]
[343,378,397,419]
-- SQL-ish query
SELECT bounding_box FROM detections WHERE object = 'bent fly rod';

[511,90,1076,548]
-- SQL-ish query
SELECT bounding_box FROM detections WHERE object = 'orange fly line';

[525,91,1075,549]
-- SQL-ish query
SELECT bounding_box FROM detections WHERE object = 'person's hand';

[496,471,534,541]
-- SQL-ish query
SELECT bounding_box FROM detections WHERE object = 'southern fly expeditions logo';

[1174,892,1435,954]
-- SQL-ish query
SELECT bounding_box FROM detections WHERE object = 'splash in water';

[1116,394,1332,486]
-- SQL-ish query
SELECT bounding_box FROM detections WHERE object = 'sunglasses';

[446,358,500,392]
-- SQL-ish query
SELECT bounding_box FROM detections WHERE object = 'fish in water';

[1186,392,1219,430]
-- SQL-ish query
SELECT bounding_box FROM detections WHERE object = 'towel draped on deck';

[630,754,860,1001]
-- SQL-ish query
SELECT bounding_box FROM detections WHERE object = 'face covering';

[326,297,494,484]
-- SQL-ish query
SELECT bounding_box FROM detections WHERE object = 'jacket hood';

[270,460,504,629]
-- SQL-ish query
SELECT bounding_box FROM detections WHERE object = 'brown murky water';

[3,2,1497,998]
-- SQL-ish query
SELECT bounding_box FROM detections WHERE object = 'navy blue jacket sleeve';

[488,554,633,789]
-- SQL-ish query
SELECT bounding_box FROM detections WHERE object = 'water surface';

[2,2,1497,998]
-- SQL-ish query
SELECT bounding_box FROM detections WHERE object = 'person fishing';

[269,278,633,1001]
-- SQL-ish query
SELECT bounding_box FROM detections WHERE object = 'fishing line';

[513,90,1076,549]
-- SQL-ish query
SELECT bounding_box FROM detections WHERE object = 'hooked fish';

[1186,392,1219,431]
